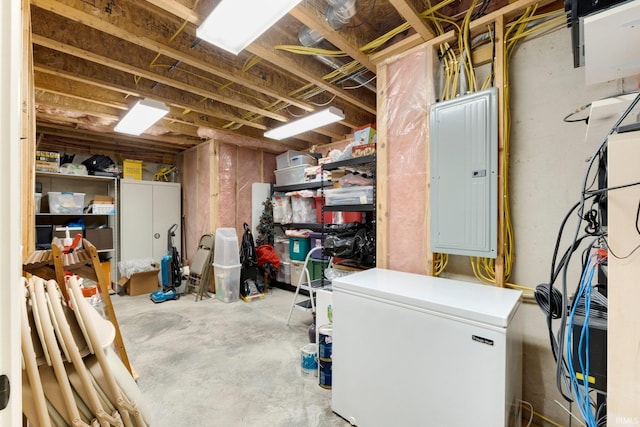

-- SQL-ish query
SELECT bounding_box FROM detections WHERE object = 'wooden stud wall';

[22,0,36,257]
[372,0,554,283]
[375,64,389,269]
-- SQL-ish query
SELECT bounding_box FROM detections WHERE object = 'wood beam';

[288,3,375,72]
[31,31,284,125]
[34,90,211,139]
[247,41,376,116]
[34,62,268,133]
[31,7,361,139]
[375,61,389,269]
[30,0,314,113]
[387,0,436,40]
[37,122,197,150]
[34,70,129,110]
[144,0,198,22]
[494,15,506,288]
[372,0,559,64]
[35,91,121,122]
[136,0,377,117]
[35,58,328,147]
[370,33,424,65]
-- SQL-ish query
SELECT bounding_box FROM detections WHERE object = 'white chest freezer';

[331,268,523,427]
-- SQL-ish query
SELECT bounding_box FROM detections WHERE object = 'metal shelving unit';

[35,172,119,284]
[320,153,376,274]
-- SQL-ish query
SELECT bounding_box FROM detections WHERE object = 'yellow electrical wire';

[485,8,564,284]
[274,45,350,57]
[460,0,479,93]
[469,6,541,285]
[520,404,565,427]
[505,282,535,292]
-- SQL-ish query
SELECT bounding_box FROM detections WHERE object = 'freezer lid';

[332,268,522,328]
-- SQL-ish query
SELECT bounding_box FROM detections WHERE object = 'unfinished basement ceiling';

[30,0,514,164]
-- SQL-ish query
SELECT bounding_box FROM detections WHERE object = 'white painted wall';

[442,27,638,423]
[0,0,23,424]
[510,27,635,423]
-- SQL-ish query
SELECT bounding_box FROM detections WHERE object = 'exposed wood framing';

[387,0,435,40]
[210,140,220,233]
[375,0,561,280]
[375,63,389,269]
[288,3,375,72]
[22,0,36,256]
[495,15,506,287]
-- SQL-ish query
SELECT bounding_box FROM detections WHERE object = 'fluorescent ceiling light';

[264,107,345,140]
[196,0,302,55]
[114,98,169,136]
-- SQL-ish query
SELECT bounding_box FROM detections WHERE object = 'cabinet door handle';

[154,233,160,239]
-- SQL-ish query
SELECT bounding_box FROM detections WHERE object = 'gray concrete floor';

[111,287,349,427]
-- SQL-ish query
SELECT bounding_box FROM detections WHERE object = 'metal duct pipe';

[298,25,376,93]
[325,0,357,30]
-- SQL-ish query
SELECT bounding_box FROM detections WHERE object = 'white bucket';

[301,343,318,377]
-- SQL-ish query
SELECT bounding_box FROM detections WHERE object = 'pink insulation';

[197,126,294,153]
[178,143,211,262]
[197,144,212,243]
[263,153,276,186]
[236,147,262,237]
[382,48,431,275]
[218,143,237,229]
[179,139,283,263]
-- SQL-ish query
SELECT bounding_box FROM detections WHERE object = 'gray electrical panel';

[430,88,498,257]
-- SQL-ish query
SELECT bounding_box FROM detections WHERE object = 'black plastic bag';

[81,154,115,172]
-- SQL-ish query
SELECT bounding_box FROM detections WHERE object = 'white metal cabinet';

[332,268,523,427]
[120,180,181,267]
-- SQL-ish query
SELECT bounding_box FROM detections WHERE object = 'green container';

[289,236,310,261]
[309,259,329,281]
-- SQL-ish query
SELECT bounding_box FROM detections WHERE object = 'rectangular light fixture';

[196,0,302,55]
[114,98,169,136]
[264,107,345,140]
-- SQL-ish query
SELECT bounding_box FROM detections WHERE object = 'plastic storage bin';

[274,237,291,262]
[289,236,310,261]
[35,193,42,214]
[290,260,306,286]
[282,261,291,284]
[324,186,373,206]
[276,150,310,169]
[213,264,241,303]
[90,204,115,214]
[274,164,308,186]
[291,196,316,223]
[309,259,330,280]
[290,154,317,167]
[313,196,362,224]
[48,192,86,214]
[272,195,292,224]
[214,228,240,266]
[309,232,328,260]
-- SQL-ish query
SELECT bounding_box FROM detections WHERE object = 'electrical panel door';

[430,88,498,257]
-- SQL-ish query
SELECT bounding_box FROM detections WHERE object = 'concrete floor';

[111,287,349,427]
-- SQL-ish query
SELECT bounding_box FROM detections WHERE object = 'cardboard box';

[119,268,160,296]
[85,228,113,251]
[36,150,60,173]
[92,195,114,204]
[353,124,376,145]
[352,143,377,157]
[123,159,143,180]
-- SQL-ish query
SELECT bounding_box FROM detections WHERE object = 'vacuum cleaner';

[150,224,182,303]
